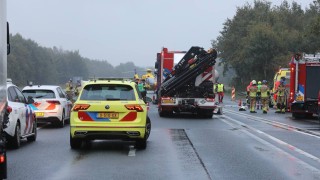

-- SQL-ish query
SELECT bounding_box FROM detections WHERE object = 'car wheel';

[145,117,151,140]
[70,134,82,149]
[58,111,65,128]
[27,119,37,142]
[205,110,213,118]
[135,139,147,150]
[136,117,151,150]
[158,107,164,117]
[10,123,21,149]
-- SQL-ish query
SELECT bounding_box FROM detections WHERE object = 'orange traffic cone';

[238,99,242,107]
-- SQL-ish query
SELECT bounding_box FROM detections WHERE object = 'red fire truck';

[289,53,320,118]
[155,47,221,118]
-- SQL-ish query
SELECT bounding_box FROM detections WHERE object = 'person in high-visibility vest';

[65,79,73,91]
[74,80,82,97]
[246,81,253,107]
[215,82,225,103]
[248,80,258,113]
[256,81,262,110]
[213,82,218,101]
[260,80,270,114]
[65,79,73,100]
[275,79,286,113]
[137,79,146,102]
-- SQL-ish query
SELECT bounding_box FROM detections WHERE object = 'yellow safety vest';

[260,85,269,98]
[213,84,218,93]
[217,84,224,92]
[277,85,285,97]
[257,84,261,92]
[249,85,258,97]
[66,83,73,91]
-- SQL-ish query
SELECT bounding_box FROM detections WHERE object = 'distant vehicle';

[0,1,10,178]
[4,80,37,148]
[22,85,73,127]
[155,47,222,118]
[288,53,320,118]
[69,78,151,150]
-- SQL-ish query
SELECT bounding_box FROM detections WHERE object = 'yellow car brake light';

[125,104,144,112]
[72,104,90,111]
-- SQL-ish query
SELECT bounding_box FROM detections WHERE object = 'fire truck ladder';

[160,48,217,96]
[163,47,208,83]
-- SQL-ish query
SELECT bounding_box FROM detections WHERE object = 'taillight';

[125,104,144,112]
[290,92,294,101]
[46,100,60,104]
[206,98,215,102]
[6,106,12,113]
[0,154,5,163]
[72,104,90,111]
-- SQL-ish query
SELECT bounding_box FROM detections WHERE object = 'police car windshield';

[22,90,56,99]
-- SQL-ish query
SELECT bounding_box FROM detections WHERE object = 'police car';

[4,79,37,148]
[69,78,151,149]
[22,85,73,127]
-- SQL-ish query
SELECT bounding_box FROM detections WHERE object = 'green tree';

[214,0,311,90]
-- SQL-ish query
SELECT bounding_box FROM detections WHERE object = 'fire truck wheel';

[158,108,172,117]
[158,108,165,117]
[292,113,303,119]
[205,111,213,118]
[306,113,313,119]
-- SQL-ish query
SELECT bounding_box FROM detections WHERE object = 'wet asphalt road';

[6,98,320,180]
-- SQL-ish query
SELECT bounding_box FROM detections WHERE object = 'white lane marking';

[128,145,136,157]
[222,114,320,165]
[224,109,320,139]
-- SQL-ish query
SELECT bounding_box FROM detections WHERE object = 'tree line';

[7,34,148,87]
[213,0,320,90]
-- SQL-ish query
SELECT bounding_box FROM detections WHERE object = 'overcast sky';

[7,0,313,67]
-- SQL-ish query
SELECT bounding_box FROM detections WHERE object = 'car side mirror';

[27,96,35,104]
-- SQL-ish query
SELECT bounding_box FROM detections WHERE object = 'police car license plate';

[97,113,119,119]
[35,112,44,117]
